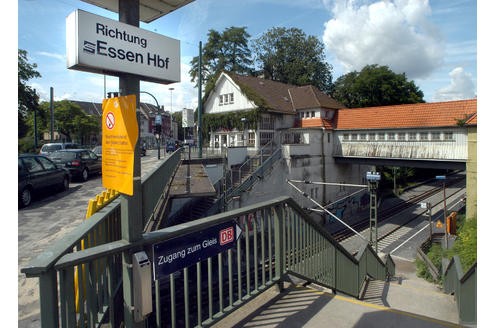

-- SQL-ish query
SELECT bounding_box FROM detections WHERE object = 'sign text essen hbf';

[66,9,180,84]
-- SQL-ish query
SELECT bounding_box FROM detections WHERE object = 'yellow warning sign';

[101,95,138,195]
[436,220,443,228]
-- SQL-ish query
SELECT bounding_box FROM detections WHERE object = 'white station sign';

[66,9,180,84]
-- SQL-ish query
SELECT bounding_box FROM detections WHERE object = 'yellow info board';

[101,95,138,195]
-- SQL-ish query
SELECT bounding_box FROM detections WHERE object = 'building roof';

[289,85,345,110]
[334,99,477,130]
[70,100,103,116]
[226,72,344,115]
[300,118,334,129]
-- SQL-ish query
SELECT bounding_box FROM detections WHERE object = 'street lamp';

[169,87,174,111]
[241,117,247,146]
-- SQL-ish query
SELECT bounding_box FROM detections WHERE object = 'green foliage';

[37,100,100,143]
[201,110,260,143]
[447,215,477,270]
[252,27,333,93]
[331,64,424,108]
[18,49,41,138]
[189,27,252,88]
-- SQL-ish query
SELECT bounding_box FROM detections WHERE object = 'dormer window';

[219,95,224,106]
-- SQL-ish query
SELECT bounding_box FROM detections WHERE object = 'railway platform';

[213,257,461,328]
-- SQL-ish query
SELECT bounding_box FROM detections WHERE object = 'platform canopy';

[81,0,195,23]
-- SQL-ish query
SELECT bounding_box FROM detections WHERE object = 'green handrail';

[24,195,394,327]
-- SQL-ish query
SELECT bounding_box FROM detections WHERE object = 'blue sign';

[152,221,242,280]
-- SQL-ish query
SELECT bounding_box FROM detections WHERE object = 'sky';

[16,0,478,111]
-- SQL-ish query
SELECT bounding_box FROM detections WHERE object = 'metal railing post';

[273,205,284,291]
[39,270,59,328]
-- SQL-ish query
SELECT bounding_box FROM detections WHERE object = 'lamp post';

[241,117,247,146]
[169,87,174,111]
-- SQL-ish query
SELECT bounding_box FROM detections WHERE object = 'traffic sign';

[152,221,242,280]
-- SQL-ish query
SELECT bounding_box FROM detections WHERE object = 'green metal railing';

[23,195,394,328]
[443,256,477,325]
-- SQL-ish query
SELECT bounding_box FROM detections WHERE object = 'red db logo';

[220,227,234,245]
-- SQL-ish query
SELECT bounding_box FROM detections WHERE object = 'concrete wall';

[466,126,477,219]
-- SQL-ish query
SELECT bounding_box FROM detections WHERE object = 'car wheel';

[19,187,32,208]
[81,168,89,181]
[61,176,69,191]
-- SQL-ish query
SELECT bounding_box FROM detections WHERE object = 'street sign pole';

[119,1,143,327]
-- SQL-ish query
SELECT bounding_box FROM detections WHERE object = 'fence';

[443,256,476,325]
[23,195,394,328]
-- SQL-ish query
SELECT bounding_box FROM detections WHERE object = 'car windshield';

[49,152,77,161]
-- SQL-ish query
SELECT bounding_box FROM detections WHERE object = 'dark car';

[18,154,70,208]
[48,149,101,182]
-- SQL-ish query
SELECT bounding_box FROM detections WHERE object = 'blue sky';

[17,0,478,110]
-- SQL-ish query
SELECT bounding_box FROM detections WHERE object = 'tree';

[38,100,99,143]
[331,64,424,108]
[252,27,333,93]
[189,26,252,91]
[18,49,41,139]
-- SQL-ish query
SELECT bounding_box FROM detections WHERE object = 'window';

[260,115,274,130]
[431,132,441,141]
[359,133,366,141]
[369,133,376,141]
[248,132,255,146]
[219,95,224,105]
[343,134,349,141]
[351,133,358,141]
[327,133,331,143]
[408,132,417,141]
[398,133,406,141]
[311,111,315,118]
[444,132,453,141]
[260,132,274,146]
[378,133,385,141]
[420,132,428,141]
[388,133,396,141]
[229,93,234,103]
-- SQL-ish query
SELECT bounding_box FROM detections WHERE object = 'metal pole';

[198,41,203,158]
[369,181,378,253]
[50,87,54,142]
[428,202,432,241]
[118,1,143,327]
[443,181,448,248]
[33,89,38,149]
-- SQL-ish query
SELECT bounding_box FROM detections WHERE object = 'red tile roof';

[334,99,477,130]
[300,118,334,129]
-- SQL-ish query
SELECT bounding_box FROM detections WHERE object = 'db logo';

[219,227,234,245]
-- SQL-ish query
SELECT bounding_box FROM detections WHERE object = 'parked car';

[39,142,80,155]
[18,154,70,208]
[92,145,102,159]
[48,149,101,182]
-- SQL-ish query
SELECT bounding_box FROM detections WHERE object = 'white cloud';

[37,51,65,62]
[433,67,475,101]
[322,0,443,79]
